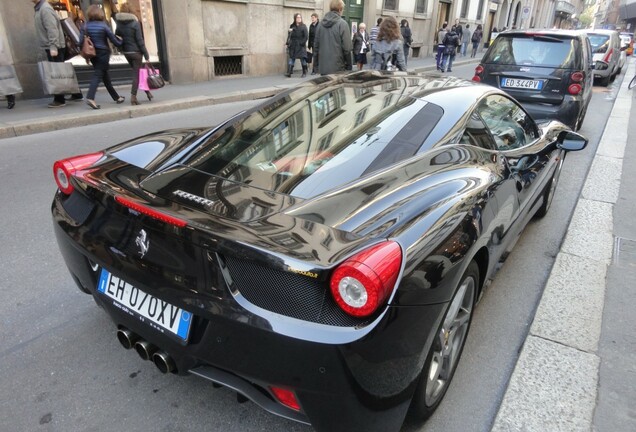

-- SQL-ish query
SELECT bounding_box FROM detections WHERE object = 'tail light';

[472,64,484,82]
[53,152,104,195]
[570,71,584,82]
[568,84,582,95]
[115,196,188,228]
[270,386,301,411]
[603,48,614,63]
[330,241,402,318]
[568,71,584,95]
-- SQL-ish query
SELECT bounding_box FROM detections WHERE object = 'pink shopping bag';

[138,66,156,92]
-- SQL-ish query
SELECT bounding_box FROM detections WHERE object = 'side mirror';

[557,130,588,151]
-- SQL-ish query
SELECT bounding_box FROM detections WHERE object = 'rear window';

[483,34,580,68]
[179,85,443,199]
[587,34,610,53]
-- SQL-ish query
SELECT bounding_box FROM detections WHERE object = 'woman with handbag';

[79,5,124,109]
[284,13,308,78]
[352,23,369,71]
[115,4,152,105]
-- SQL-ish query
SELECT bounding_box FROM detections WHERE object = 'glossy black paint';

[52,71,587,432]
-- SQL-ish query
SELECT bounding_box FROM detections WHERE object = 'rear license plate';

[501,78,543,90]
[97,269,192,342]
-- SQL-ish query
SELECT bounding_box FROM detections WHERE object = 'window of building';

[476,0,485,20]
[415,0,427,14]
[383,0,398,11]
[460,0,470,19]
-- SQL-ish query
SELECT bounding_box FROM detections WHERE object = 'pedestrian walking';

[441,25,460,72]
[400,19,412,66]
[115,4,152,105]
[461,24,471,57]
[0,36,20,109]
[372,16,406,71]
[369,17,382,69]
[31,0,84,108]
[471,24,483,58]
[454,19,463,55]
[79,5,124,109]
[352,23,369,71]
[313,0,352,75]
[285,13,308,78]
[308,13,319,75]
[436,22,448,71]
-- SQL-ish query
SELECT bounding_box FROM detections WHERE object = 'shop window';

[214,56,243,76]
[383,0,398,11]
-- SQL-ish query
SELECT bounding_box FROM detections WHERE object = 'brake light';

[53,152,104,195]
[570,71,584,82]
[270,386,301,411]
[115,196,188,228]
[603,48,614,63]
[472,65,484,82]
[330,241,402,318]
[568,83,582,95]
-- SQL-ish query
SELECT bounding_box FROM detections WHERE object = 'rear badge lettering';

[174,189,215,207]
[288,267,319,278]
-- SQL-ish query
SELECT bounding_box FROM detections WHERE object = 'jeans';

[436,45,445,69]
[87,49,120,101]
[124,52,143,96]
[461,42,468,56]
[403,45,409,66]
[46,47,83,102]
[441,53,455,72]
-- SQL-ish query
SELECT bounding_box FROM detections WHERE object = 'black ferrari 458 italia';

[52,71,587,432]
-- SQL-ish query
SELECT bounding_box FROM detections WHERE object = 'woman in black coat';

[352,23,369,70]
[116,4,151,105]
[285,13,308,78]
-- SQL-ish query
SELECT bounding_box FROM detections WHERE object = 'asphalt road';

[0,65,623,432]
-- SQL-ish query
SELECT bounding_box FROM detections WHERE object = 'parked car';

[587,29,623,85]
[620,32,634,56]
[472,29,593,131]
[51,71,588,432]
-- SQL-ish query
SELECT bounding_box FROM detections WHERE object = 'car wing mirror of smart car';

[557,130,588,151]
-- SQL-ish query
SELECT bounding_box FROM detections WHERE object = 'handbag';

[145,64,165,89]
[305,51,313,64]
[80,34,96,61]
[37,61,80,95]
[0,65,23,96]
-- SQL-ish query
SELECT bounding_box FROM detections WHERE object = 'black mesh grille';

[224,257,365,327]
[214,56,243,76]
[62,191,95,225]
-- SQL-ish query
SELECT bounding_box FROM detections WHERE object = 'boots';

[301,65,307,78]
[145,91,153,101]
[285,64,293,78]
[131,95,140,105]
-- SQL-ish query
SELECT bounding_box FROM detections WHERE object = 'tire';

[598,74,610,87]
[535,157,564,218]
[629,74,636,90]
[408,260,479,421]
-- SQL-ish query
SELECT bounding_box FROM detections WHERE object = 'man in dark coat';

[313,0,352,75]
[441,25,460,72]
[285,13,308,77]
[307,13,319,75]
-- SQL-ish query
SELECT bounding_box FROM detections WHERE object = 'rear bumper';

[52,200,446,432]
[521,95,584,129]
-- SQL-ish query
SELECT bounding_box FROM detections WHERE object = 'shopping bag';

[0,65,23,96]
[145,64,165,89]
[37,61,80,95]
[61,18,81,60]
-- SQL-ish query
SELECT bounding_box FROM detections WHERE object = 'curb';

[490,58,634,432]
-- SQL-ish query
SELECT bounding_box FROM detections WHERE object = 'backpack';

[471,31,479,43]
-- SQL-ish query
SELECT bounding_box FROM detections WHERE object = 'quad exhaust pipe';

[116,329,177,374]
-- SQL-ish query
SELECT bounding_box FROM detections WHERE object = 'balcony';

[555,0,576,15]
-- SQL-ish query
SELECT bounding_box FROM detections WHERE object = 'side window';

[459,112,497,150]
[478,95,538,151]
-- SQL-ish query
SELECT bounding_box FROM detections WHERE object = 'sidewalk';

[492,58,636,432]
[0,54,475,139]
